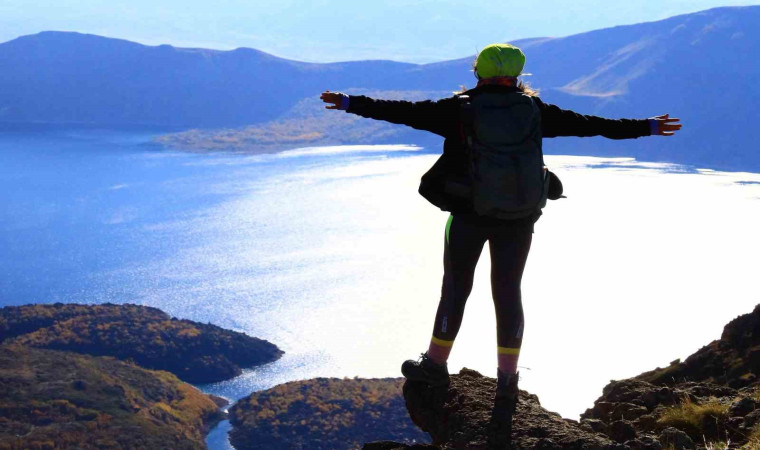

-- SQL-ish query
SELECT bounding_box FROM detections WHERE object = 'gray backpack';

[460,91,549,220]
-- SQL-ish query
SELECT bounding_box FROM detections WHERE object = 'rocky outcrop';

[579,305,760,448]
[580,379,760,447]
[636,304,760,389]
[0,303,283,383]
[0,344,224,449]
[394,368,616,449]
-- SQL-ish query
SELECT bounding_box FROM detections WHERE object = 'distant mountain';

[1,6,759,171]
[0,31,425,127]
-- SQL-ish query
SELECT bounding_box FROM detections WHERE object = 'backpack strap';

[457,95,475,148]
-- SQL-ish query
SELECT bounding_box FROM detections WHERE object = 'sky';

[1,1,758,63]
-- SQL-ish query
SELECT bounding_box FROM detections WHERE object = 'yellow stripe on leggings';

[430,336,454,348]
[498,347,520,355]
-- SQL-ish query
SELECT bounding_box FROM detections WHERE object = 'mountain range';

[1,6,758,171]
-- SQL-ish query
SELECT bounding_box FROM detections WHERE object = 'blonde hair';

[517,81,539,97]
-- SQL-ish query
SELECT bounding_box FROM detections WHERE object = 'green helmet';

[475,43,525,79]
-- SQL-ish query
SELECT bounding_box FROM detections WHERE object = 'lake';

[1,126,758,449]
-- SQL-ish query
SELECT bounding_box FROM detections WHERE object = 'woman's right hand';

[320,90,344,110]
[650,114,682,136]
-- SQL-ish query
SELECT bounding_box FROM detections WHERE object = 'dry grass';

[0,344,222,449]
[741,424,760,449]
[658,396,729,440]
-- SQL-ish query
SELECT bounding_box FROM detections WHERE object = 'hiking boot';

[489,370,519,449]
[401,353,450,386]
[496,370,519,404]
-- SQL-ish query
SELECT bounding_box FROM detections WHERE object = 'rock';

[614,403,650,421]
[680,382,737,399]
[728,396,757,416]
[580,418,608,434]
[641,387,674,410]
[744,409,760,428]
[658,427,695,449]
[363,442,438,450]
[533,438,557,448]
[608,420,636,443]
[632,413,658,433]
[582,380,677,424]
[625,435,663,450]
[727,416,745,431]
[402,368,616,449]
[592,401,618,419]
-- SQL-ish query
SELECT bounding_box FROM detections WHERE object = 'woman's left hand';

[650,114,682,136]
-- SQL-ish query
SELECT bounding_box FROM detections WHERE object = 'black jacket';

[346,85,652,221]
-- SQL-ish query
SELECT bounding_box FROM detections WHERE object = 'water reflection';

[1,132,758,448]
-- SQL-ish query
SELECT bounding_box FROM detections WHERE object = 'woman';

[321,43,680,422]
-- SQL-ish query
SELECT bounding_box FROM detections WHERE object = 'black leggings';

[431,214,533,350]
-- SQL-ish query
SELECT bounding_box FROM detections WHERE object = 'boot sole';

[401,368,450,387]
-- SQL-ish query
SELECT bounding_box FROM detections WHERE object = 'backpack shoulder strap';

[456,94,475,148]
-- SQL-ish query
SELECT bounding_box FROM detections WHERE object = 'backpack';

[458,91,549,220]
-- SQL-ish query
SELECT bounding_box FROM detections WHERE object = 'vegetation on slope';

[0,344,223,450]
[657,396,731,441]
[0,303,283,383]
[229,377,429,450]
[0,303,166,341]
[155,90,448,153]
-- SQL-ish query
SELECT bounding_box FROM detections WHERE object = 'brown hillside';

[0,303,283,383]
[230,377,429,450]
[0,344,223,450]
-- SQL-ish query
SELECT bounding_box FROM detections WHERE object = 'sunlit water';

[1,127,758,449]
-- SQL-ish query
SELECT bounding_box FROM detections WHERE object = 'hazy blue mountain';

[411,6,760,171]
[1,6,758,171]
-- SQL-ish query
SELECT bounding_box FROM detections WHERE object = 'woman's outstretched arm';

[320,90,460,138]
[537,97,682,139]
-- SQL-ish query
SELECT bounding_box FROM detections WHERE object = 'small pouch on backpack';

[547,170,565,200]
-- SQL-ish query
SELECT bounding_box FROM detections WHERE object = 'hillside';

[1,6,760,170]
[154,89,448,153]
[635,303,760,389]
[229,377,429,450]
[0,303,283,383]
[0,344,224,449]
[0,31,420,128]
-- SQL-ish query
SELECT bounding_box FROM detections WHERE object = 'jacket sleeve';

[536,97,651,140]
[346,95,460,139]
